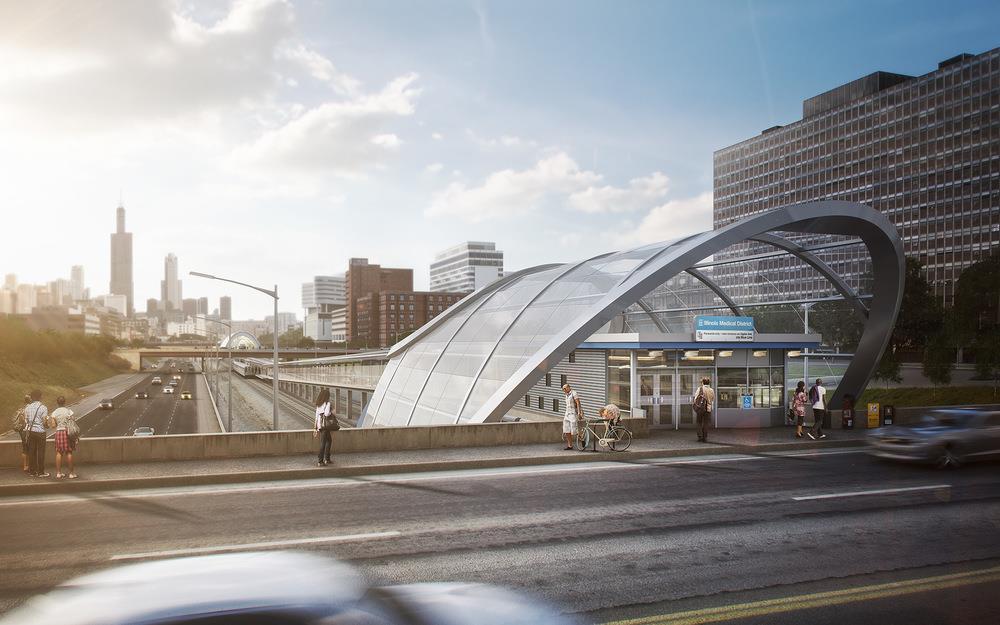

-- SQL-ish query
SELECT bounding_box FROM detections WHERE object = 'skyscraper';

[109,204,134,316]
[70,265,85,301]
[197,297,208,316]
[430,242,504,293]
[302,275,346,341]
[160,253,182,311]
[220,296,232,321]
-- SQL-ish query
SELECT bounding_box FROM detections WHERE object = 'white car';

[163,386,175,394]
[98,399,114,409]
[133,427,155,437]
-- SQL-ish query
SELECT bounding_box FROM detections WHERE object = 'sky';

[0,0,997,320]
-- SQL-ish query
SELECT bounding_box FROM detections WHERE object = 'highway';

[1,449,998,622]
[76,366,219,437]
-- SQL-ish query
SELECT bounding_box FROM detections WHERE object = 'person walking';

[562,383,582,450]
[313,388,336,466]
[692,377,715,443]
[24,390,49,478]
[12,394,31,474]
[792,381,808,439]
[808,378,828,440]
[52,396,78,479]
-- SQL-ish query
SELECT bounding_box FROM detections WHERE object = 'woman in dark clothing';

[313,388,334,466]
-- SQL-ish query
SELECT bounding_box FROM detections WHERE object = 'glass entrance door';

[677,369,714,428]
[638,372,675,428]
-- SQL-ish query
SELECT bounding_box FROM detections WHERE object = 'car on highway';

[132,427,155,437]
[172,374,182,381]
[135,390,149,399]
[168,380,179,387]
[151,376,162,385]
[98,398,114,410]
[180,391,192,400]
[0,551,573,625]
[163,386,175,394]
[867,408,1000,468]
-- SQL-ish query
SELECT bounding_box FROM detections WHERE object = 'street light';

[191,271,280,430]
[195,314,233,432]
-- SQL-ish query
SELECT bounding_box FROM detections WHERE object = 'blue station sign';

[694,316,755,342]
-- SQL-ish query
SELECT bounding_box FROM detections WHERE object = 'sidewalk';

[0,427,868,496]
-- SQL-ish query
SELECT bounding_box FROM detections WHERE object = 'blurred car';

[135,391,149,399]
[867,409,1000,468]
[151,376,162,385]
[172,374,182,381]
[0,551,573,625]
[168,380,179,387]
[163,386,175,394]
[98,399,114,410]
[180,391,192,400]
[132,427,155,437]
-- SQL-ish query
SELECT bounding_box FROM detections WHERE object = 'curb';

[0,439,864,497]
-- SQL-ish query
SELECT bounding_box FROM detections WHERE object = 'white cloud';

[615,192,714,246]
[426,152,600,222]
[425,162,444,174]
[431,132,444,141]
[465,129,539,150]
[568,172,669,214]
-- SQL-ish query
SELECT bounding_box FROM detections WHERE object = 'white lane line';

[0,448,866,507]
[792,484,951,501]
[110,531,401,561]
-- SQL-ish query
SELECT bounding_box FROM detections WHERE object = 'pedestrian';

[562,383,582,450]
[808,378,828,440]
[313,388,336,466]
[792,381,808,439]
[23,390,49,478]
[52,396,78,479]
[692,376,715,443]
[12,394,30,474]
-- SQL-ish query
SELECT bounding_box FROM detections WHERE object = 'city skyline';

[1,1,998,319]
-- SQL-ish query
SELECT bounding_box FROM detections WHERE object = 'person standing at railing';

[313,388,334,466]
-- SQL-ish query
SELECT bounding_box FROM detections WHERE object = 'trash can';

[882,404,895,426]
[841,394,855,430]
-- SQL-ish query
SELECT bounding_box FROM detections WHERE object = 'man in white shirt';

[808,378,827,440]
[562,384,582,450]
[23,389,49,477]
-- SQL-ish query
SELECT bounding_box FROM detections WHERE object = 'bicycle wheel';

[576,426,590,450]
[608,427,632,451]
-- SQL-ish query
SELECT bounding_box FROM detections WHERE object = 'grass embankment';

[0,318,131,425]
[859,385,1000,408]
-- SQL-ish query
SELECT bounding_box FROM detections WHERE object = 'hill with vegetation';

[0,317,131,427]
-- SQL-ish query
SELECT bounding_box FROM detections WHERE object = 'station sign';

[694,316,755,342]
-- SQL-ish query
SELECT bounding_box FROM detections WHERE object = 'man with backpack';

[692,377,715,443]
[808,378,827,440]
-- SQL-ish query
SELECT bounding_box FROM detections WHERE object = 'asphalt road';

[76,367,216,437]
[0,449,998,623]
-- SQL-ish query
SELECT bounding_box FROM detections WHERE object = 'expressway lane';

[1,450,998,621]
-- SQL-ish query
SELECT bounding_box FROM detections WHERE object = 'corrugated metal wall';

[518,349,607,419]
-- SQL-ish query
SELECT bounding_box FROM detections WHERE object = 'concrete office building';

[265,312,299,336]
[182,298,197,318]
[430,242,504,293]
[220,296,232,321]
[714,48,1000,306]
[160,253,182,311]
[109,205,134,316]
[70,265,85,301]
[302,275,346,342]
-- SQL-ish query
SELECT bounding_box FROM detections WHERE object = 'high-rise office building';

[430,241,504,293]
[182,298,197,318]
[345,258,412,343]
[160,253,182,311]
[4,274,15,291]
[264,312,299,336]
[70,266,85,301]
[197,297,208,316]
[146,298,159,316]
[220,296,232,321]
[302,275,346,341]
[109,204,134,316]
[713,48,1000,306]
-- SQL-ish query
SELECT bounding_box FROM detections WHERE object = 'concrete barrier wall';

[1,417,648,466]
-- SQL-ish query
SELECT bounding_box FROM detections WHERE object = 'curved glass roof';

[219,331,262,350]
[364,201,905,428]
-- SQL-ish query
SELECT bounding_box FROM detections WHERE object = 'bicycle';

[576,417,632,452]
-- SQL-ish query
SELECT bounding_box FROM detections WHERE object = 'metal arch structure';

[218,331,262,350]
[363,201,904,427]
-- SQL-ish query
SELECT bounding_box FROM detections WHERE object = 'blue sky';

[0,0,997,319]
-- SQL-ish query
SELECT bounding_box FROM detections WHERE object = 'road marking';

[109,530,401,561]
[602,564,1000,625]
[792,484,951,501]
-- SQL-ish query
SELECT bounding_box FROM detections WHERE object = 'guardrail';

[0,418,649,466]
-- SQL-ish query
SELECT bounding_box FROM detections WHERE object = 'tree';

[922,318,954,391]
[954,250,1000,396]
[259,327,315,348]
[742,305,803,334]
[810,301,864,350]
[891,257,944,355]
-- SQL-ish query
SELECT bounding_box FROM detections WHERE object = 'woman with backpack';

[792,381,808,439]
[313,389,338,466]
[52,396,79,479]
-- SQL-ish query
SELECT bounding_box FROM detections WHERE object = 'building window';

[525,395,530,407]
[560,374,567,387]
[569,351,576,363]
[538,396,544,409]
[553,399,559,412]
[545,373,551,386]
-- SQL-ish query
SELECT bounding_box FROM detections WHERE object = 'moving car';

[180,391,192,400]
[151,376,162,385]
[172,374,182,381]
[163,386,175,394]
[135,390,149,399]
[168,380,179,387]
[132,427,155,437]
[0,551,572,625]
[98,399,114,410]
[867,408,1000,468]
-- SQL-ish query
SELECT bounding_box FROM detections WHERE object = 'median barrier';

[0,417,648,466]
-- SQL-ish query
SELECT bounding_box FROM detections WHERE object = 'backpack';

[11,408,26,433]
[809,386,819,404]
[693,387,709,415]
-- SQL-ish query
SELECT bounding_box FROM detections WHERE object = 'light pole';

[195,315,233,432]
[191,271,280,430]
